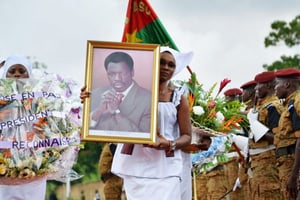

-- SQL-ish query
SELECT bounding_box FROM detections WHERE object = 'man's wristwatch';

[171,140,176,150]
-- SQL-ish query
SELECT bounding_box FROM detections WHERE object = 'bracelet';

[171,140,176,151]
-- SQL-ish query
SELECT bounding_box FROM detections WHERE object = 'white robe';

[112,88,192,200]
[0,177,47,200]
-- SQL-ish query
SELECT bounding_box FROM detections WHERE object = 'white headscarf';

[0,56,5,64]
[160,46,194,77]
[1,55,32,78]
[0,56,5,78]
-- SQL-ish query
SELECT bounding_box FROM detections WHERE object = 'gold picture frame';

[81,40,160,144]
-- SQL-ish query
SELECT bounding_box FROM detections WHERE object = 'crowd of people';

[194,69,300,200]
[1,45,300,200]
[80,46,300,200]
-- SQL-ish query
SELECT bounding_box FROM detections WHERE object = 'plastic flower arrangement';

[0,72,81,184]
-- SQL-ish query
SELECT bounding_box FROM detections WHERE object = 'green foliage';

[263,54,300,71]
[185,72,203,102]
[264,15,300,47]
[46,141,103,192]
[263,15,300,70]
[72,142,103,184]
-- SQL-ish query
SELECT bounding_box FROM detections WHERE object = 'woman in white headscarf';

[1,55,32,78]
[0,55,47,200]
[110,47,194,200]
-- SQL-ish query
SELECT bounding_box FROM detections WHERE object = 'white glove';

[249,120,269,142]
[232,135,248,151]
[247,108,258,123]
[232,178,242,191]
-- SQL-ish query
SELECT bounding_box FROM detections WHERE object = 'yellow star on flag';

[125,29,143,43]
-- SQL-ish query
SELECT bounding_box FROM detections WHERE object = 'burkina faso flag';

[122,0,179,50]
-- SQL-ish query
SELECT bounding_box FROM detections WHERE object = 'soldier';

[247,71,283,199]
[224,88,243,102]
[206,88,246,200]
[223,88,246,200]
[195,172,208,200]
[203,135,246,200]
[240,80,257,113]
[191,128,212,200]
[206,163,228,200]
[274,68,300,200]
[232,79,257,199]
[99,143,123,200]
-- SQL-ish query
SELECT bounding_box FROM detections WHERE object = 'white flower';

[193,106,205,116]
[216,111,225,122]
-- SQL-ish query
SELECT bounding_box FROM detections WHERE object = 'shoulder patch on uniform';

[288,100,295,111]
[293,94,300,115]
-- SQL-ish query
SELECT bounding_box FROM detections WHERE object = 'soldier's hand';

[286,173,298,198]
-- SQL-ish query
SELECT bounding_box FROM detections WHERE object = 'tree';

[265,15,300,47]
[263,54,300,71]
[263,15,300,70]
[72,142,103,184]
[46,142,103,197]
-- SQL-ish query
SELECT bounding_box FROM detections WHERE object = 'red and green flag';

[122,0,179,50]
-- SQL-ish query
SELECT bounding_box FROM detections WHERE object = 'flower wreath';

[0,73,81,184]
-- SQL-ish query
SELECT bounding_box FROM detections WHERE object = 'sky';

[1,0,300,92]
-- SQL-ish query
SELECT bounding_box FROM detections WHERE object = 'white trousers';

[0,177,47,200]
[123,175,181,200]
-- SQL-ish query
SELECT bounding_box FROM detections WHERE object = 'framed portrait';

[81,40,160,144]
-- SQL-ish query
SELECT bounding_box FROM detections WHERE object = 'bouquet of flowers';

[176,73,248,173]
[186,73,248,133]
[0,72,82,184]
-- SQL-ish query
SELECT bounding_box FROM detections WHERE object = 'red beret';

[224,88,242,96]
[254,71,275,83]
[240,80,256,89]
[275,68,300,79]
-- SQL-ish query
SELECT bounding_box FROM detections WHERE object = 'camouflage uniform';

[205,166,228,200]
[224,156,245,200]
[237,162,251,199]
[195,172,208,200]
[238,79,256,199]
[236,106,252,200]
[274,91,300,200]
[248,95,283,200]
[206,149,244,200]
[99,143,123,200]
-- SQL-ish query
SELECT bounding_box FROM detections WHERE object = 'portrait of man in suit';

[90,51,152,134]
